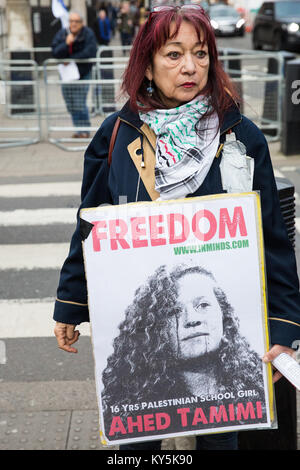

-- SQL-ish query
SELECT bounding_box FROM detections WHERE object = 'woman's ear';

[145,64,153,81]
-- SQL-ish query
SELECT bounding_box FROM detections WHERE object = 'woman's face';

[145,21,210,108]
[170,272,223,361]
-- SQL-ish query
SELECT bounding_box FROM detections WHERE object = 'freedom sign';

[80,192,276,446]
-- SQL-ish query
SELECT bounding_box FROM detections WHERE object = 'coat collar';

[118,101,144,128]
[219,103,243,135]
[118,99,242,136]
[121,99,242,202]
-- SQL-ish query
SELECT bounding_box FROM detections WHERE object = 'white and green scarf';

[140,96,220,200]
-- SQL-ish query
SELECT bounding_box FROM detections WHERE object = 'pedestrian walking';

[52,11,97,138]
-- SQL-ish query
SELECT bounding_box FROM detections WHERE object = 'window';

[275,1,300,18]
[263,3,274,15]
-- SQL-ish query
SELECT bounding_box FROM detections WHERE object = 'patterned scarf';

[140,96,220,200]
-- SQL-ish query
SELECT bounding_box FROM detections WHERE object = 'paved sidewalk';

[0,135,299,450]
[0,380,299,450]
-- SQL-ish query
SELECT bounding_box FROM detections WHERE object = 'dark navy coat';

[51,26,97,78]
[53,101,300,348]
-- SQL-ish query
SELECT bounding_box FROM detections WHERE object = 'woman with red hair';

[53,4,300,451]
[122,4,238,121]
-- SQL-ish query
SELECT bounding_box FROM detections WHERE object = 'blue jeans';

[62,72,91,130]
[119,432,238,451]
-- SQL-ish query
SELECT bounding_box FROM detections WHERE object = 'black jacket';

[51,26,97,78]
[53,101,300,348]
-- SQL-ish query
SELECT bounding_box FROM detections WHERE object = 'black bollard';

[276,177,296,248]
[262,51,296,138]
[227,50,244,114]
[281,58,300,155]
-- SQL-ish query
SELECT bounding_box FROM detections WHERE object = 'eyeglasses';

[152,4,205,13]
[69,19,82,23]
[147,4,206,25]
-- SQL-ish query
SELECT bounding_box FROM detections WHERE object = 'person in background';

[93,8,111,46]
[52,11,97,138]
[93,7,115,113]
[106,2,118,37]
[117,1,135,51]
[130,0,141,36]
[138,5,150,27]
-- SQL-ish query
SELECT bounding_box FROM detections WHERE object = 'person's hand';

[66,33,75,45]
[54,322,80,353]
[262,344,296,383]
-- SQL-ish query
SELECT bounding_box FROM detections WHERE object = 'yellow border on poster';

[252,192,274,421]
[81,191,275,445]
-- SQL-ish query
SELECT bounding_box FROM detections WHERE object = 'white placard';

[81,192,276,446]
[58,62,80,82]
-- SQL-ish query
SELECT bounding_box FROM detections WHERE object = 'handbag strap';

[108,117,121,167]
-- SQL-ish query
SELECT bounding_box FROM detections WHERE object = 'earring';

[147,80,154,97]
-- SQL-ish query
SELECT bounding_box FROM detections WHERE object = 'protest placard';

[80,192,276,445]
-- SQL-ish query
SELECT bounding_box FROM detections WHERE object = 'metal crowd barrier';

[42,45,131,150]
[97,45,284,142]
[43,57,126,151]
[96,44,132,60]
[0,46,287,149]
[219,49,284,142]
[0,58,42,148]
[94,45,130,116]
[1,47,52,68]
[220,48,285,141]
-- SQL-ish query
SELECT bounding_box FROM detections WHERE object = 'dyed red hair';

[121,7,240,126]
